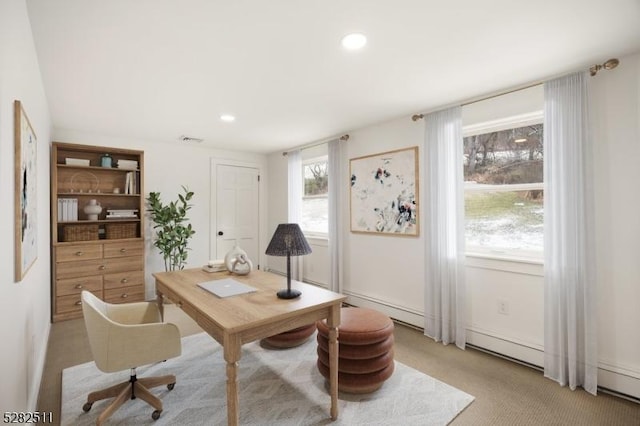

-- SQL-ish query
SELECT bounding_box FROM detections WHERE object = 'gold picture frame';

[349,146,419,236]
[14,100,38,281]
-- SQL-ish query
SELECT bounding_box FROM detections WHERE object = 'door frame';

[210,158,266,270]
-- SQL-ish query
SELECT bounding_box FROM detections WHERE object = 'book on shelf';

[106,209,139,219]
[117,159,138,170]
[58,198,78,222]
[124,171,139,195]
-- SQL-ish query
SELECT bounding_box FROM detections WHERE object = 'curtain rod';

[282,134,349,156]
[411,58,620,121]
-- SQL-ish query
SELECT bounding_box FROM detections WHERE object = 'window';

[463,117,543,258]
[300,156,328,236]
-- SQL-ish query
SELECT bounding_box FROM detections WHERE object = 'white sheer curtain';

[328,139,344,293]
[423,106,466,349]
[543,72,597,395]
[287,150,303,281]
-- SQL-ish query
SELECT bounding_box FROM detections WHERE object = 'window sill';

[465,251,544,276]
[465,251,543,265]
[303,233,329,245]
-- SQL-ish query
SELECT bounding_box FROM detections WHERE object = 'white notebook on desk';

[197,278,257,298]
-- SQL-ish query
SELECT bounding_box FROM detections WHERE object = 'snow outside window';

[463,118,543,260]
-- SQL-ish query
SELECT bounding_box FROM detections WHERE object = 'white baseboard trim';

[343,291,424,327]
[264,267,285,276]
[30,321,51,411]
[598,365,640,401]
[466,328,544,367]
[342,293,640,402]
[263,268,327,290]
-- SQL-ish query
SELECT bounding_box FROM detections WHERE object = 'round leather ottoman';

[262,323,316,348]
[316,307,394,393]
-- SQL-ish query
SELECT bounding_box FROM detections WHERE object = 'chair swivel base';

[82,373,176,425]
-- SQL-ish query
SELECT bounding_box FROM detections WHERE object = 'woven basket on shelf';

[105,222,137,239]
[63,224,99,242]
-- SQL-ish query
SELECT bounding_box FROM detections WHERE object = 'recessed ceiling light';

[341,33,367,50]
[220,114,235,122]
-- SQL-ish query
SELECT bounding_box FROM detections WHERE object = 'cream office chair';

[80,291,182,424]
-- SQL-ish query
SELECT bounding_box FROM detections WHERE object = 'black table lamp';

[265,223,312,299]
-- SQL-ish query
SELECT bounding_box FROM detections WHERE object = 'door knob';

[218,231,224,236]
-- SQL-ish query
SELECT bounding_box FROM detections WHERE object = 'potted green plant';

[147,186,195,271]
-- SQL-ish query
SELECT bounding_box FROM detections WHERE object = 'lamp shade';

[265,224,312,257]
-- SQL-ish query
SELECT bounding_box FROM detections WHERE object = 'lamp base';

[277,288,302,299]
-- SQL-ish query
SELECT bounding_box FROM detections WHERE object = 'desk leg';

[156,290,164,321]
[327,305,341,420]
[224,335,241,426]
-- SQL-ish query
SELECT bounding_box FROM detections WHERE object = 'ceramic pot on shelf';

[84,199,103,220]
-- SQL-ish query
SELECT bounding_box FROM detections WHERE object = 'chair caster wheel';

[152,410,162,420]
[82,402,93,412]
[167,382,175,390]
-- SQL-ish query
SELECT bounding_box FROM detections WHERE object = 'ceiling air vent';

[179,135,204,143]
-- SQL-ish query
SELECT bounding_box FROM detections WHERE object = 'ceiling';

[26,0,640,154]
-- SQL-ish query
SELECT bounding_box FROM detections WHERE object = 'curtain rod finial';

[412,114,424,121]
[590,58,619,76]
[340,134,350,141]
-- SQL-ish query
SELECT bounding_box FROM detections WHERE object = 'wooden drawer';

[157,285,198,325]
[104,285,145,304]
[105,256,144,274]
[56,276,103,296]
[56,243,102,262]
[104,241,144,259]
[104,270,144,290]
[56,290,102,314]
[56,259,105,279]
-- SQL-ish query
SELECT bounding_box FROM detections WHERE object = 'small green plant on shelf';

[146,186,195,271]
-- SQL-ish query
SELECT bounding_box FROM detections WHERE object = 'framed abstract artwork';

[350,146,419,236]
[14,100,38,282]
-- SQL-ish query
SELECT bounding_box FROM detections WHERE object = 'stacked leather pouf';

[262,323,317,348]
[316,307,395,393]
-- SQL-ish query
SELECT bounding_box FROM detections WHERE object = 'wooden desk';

[153,269,346,425]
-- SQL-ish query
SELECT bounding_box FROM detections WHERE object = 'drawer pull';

[120,248,127,253]
[99,265,106,270]
[121,278,128,284]
[75,251,84,256]
[121,293,128,299]
[75,301,82,306]
[75,284,84,289]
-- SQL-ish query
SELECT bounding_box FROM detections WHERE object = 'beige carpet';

[61,332,474,425]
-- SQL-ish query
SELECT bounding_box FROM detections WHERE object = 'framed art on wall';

[350,146,419,236]
[14,100,38,282]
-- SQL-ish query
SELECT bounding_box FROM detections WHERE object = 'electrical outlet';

[498,299,509,315]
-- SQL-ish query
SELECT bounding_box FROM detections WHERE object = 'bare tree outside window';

[301,158,328,235]
[304,161,328,196]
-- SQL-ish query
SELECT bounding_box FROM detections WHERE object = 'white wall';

[53,130,268,298]
[0,0,52,413]
[265,152,288,274]
[266,52,640,399]
[590,52,640,396]
[343,119,426,321]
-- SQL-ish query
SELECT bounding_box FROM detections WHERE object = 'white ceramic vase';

[83,199,102,220]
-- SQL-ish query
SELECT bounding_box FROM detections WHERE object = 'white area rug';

[62,333,474,425]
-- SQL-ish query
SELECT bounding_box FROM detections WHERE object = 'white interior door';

[215,164,260,268]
